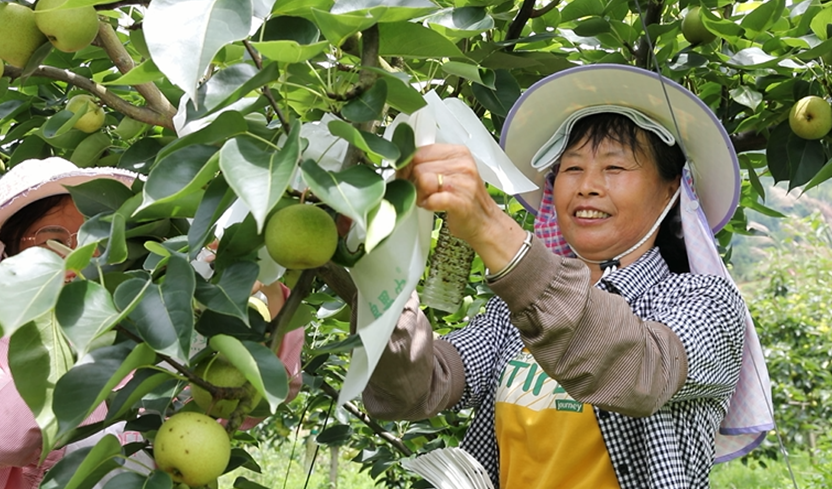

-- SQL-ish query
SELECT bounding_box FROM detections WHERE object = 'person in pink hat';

[363,65,773,488]
[0,158,304,488]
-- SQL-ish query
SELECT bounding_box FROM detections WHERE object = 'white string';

[569,186,681,274]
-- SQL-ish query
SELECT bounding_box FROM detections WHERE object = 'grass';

[712,450,832,489]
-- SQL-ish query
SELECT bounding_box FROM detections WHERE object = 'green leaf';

[311,8,380,46]
[144,0,254,101]
[364,199,397,253]
[9,314,74,459]
[364,68,427,114]
[300,160,385,231]
[729,86,764,112]
[573,17,611,37]
[209,335,289,412]
[53,343,156,443]
[198,63,282,120]
[101,472,159,489]
[342,79,388,123]
[0,248,65,337]
[115,255,195,360]
[766,120,827,189]
[331,0,437,23]
[391,122,416,169]
[441,61,495,89]
[251,40,329,63]
[810,5,832,40]
[802,157,832,193]
[42,109,85,139]
[219,121,302,233]
[70,132,111,168]
[188,177,237,260]
[139,145,220,213]
[156,110,248,162]
[39,435,123,489]
[327,120,400,162]
[470,69,520,117]
[740,0,785,36]
[66,179,135,217]
[426,7,494,41]
[725,47,786,69]
[561,0,605,22]
[102,58,164,86]
[316,424,352,445]
[56,281,123,358]
[106,369,174,422]
[378,21,467,58]
[194,260,260,324]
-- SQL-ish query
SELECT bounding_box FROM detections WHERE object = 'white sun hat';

[500,63,740,233]
[0,157,137,230]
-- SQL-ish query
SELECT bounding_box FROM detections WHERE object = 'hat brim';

[0,166,136,229]
[500,64,739,233]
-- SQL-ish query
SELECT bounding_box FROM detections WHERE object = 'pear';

[0,3,47,68]
[67,94,105,133]
[153,412,231,487]
[264,205,338,270]
[35,0,99,53]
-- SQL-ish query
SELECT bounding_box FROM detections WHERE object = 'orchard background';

[2,0,832,487]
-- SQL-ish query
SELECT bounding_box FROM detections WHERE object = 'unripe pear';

[264,204,338,270]
[66,94,105,133]
[0,3,48,68]
[190,353,262,419]
[35,0,99,53]
[153,412,230,487]
[682,7,716,45]
[789,95,832,140]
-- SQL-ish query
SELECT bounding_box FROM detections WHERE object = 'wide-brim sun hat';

[500,63,740,233]
[0,157,137,229]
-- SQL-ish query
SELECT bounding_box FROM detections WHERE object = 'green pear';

[190,353,262,419]
[0,3,47,68]
[681,7,717,45]
[264,204,338,270]
[153,412,231,487]
[67,94,105,133]
[35,0,99,53]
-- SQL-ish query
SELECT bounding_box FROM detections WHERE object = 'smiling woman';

[362,64,774,489]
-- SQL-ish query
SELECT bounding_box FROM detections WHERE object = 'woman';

[363,65,771,488]
[0,157,303,488]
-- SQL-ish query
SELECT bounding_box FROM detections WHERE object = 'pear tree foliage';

[0,0,831,487]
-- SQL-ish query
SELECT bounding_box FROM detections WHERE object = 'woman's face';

[554,135,680,268]
[17,196,85,255]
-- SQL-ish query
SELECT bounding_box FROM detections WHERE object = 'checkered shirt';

[443,248,745,488]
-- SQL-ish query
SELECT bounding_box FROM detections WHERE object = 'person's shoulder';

[653,272,744,306]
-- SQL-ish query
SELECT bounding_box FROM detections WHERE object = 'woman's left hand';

[399,144,528,272]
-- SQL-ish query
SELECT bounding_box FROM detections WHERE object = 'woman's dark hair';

[0,194,71,257]
[563,112,690,273]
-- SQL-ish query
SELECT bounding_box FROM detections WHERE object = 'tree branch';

[531,1,560,18]
[731,130,768,154]
[634,0,665,69]
[94,21,177,120]
[243,39,291,135]
[4,64,175,130]
[343,24,381,168]
[319,381,413,457]
[95,0,150,9]
[505,0,536,51]
[269,268,317,352]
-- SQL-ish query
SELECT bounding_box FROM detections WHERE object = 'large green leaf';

[209,334,289,412]
[198,63,281,120]
[426,7,494,41]
[144,0,254,101]
[342,79,388,123]
[102,59,165,86]
[766,120,827,189]
[311,8,380,46]
[0,248,65,338]
[219,120,302,232]
[66,179,135,218]
[70,132,111,168]
[331,0,437,23]
[251,40,329,63]
[139,144,221,213]
[300,160,385,231]
[56,281,123,358]
[379,21,467,58]
[327,120,400,162]
[741,0,785,37]
[9,313,74,459]
[114,255,195,361]
[106,368,174,421]
[53,343,156,444]
[188,177,237,260]
[39,435,123,489]
[194,260,260,324]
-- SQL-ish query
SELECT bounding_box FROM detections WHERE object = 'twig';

[95,21,177,120]
[269,268,318,352]
[95,0,150,9]
[319,381,413,456]
[3,64,175,130]
[531,1,560,18]
[505,0,536,52]
[242,39,291,135]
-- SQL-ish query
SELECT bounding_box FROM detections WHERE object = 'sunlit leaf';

[209,334,289,412]
[0,248,65,337]
[300,160,385,231]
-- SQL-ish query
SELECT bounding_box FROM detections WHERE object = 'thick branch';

[343,25,381,168]
[731,130,768,154]
[318,262,357,305]
[505,0,536,51]
[95,21,177,120]
[319,381,413,456]
[4,64,175,130]
[634,0,665,69]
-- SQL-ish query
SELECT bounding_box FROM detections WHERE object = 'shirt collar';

[596,247,670,302]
